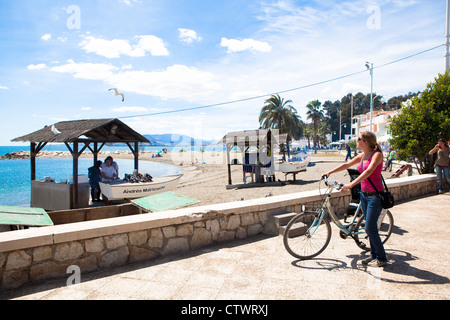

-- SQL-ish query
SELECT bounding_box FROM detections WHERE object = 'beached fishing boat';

[99,174,183,200]
[275,156,310,173]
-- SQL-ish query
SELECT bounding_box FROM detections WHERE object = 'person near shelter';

[324,131,388,267]
[88,160,102,201]
[429,139,450,194]
[101,156,119,181]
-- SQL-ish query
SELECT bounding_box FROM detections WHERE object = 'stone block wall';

[0,174,437,290]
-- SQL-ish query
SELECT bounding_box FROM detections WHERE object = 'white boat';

[275,156,310,173]
[99,174,183,200]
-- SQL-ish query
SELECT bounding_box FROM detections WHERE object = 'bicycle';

[283,175,394,260]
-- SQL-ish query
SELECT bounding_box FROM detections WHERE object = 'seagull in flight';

[108,88,124,102]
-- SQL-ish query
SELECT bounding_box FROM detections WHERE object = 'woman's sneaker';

[368,259,388,267]
[361,257,376,265]
[362,257,387,267]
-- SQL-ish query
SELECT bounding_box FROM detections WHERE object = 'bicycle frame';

[283,176,394,259]
[306,180,365,237]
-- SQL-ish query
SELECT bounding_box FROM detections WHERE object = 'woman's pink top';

[358,151,383,192]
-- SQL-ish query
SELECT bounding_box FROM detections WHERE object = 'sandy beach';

[4,148,398,208]
[98,149,355,207]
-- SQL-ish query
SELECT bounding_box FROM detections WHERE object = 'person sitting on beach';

[101,156,119,181]
[88,160,102,201]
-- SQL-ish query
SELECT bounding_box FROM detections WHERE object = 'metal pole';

[446,0,450,71]
[339,107,342,147]
[350,95,354,139]
[370,63,374,132]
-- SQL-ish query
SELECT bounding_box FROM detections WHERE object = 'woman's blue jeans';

[360,193,387,262]
[436,165,450,191]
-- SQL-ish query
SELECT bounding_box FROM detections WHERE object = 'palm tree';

[259,94,302,140]
[306,99,324,153]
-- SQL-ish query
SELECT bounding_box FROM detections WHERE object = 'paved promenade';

[1,193,449,301]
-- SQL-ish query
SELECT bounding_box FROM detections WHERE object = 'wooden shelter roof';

[12,118,150,144]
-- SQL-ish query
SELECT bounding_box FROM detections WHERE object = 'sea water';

[0,144,225,157]
[0,157,181,207]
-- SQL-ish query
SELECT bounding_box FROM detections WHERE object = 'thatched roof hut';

[221,129,290,186]
[12,118,150,209]
[12,118,149,144]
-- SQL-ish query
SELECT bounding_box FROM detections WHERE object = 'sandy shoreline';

[2,149,375,207]
[75,149,353,207]
[2,149,355,206]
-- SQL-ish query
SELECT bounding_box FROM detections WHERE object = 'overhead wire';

[118,43,446,120]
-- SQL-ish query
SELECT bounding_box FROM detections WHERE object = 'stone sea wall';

[0,174,437,290]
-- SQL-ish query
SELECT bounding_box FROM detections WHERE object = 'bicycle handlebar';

[321,175,344,190]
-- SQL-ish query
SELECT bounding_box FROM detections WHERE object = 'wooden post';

[134,141,139,172]
[30,142,47,181]
[30,142,36,181]
[226,143,232,185]
[93,142,98,165]
[126,142,139,172]
[72,142,79,209]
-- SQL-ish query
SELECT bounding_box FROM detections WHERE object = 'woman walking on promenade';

[324,131,387,267]
[429,139,450,194]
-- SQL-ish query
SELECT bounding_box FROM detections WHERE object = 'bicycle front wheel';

[354,209,394,251]
[283,212,331,260]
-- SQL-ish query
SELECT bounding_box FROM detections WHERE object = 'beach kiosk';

[12,118,151,210]
[221,129,288,187]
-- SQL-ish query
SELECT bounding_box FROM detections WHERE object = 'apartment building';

[351,110,399,145]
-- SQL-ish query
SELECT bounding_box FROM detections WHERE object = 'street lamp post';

[365,62,374,132]
[350,95,354,139]
[447,0,450,70]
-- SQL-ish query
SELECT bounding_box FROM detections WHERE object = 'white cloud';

[27,63,48,70]
[81,106,91,111]
[134,35,170,56]
[109,64,221,100]
[220,38,272,53]
[48,60,220,101]
[79,35,169,58]
[178,28,202,44]
[119,0,140,5]
[0,85,9,90]
[41,33,52,41]
[50,59,119,80]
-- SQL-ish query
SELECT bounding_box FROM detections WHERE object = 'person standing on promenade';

[324,131,387,267]
[345,144,352,161]
[429,139,450,194]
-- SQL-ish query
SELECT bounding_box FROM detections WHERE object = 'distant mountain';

[144,134,218,146]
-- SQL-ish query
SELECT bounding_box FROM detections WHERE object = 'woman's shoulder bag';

[367,176,395,209]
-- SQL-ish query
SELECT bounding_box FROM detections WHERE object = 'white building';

[352,110,399,145]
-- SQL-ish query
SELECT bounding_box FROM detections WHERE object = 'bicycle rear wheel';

[353,209,394,251]
[283,212,331,260]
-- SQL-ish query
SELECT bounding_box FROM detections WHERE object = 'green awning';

[0,205,54,227]
[131,192,199,212]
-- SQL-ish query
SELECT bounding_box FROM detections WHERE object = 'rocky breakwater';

[0,151,31,160]
[0,150,140,160]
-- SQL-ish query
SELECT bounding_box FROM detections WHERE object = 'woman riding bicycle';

[324,132,388,267]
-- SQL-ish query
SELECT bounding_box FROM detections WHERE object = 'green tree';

[389,71,450,173]
[259,94,303,140]
[303,123,314,149]
[306,99,324,152]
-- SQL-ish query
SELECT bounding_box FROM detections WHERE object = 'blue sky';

[0,0,447,146]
